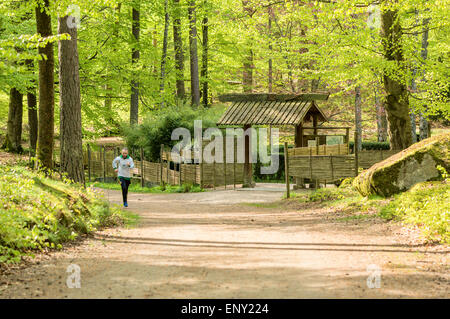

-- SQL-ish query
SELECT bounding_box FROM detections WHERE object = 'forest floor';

[0,184,448,298]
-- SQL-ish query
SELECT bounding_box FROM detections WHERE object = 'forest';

[0,0,448,300]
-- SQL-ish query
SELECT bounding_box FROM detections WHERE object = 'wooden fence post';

[140,147,144,187]
[354,131,359,176]
[284,142,290,199]
[330,154,334,181]
[103,146,106,182]
[87,144,91,182]
[160,144,164,185]
[223,139,226,190]
[315,137,319,155]
[233,137,236,190]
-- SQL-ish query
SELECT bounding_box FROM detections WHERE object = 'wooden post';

[160,144,164,185]
[223,138,226,189]
[330,154,334,181]
[354,131,359,176]
[315,137,319,155]
[284,142,290,199]
[243,124,253,188]
[140,147,144,187]
[213,157,216,190]
[345,128,350,154]
[167,159,170,185]
[102,146,106,182]
[309,148,313,181]
[87,144,91,182]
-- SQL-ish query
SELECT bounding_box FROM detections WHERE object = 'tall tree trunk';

[173,0,185,99]
[268,7,273,93]
[380,6,412,150]
[409,10,418,144]
[2,88,23,153]
[201,15,208,107]
[25,59,38,155]
[419,18,430,140]
[160,0,169,107]
[58,16,84,184]
[130,0,140,125]
[35,0,55,169]
[188,0,200,106]
[27,90,38,154]
[355,85,362,152]
[243,49,253,93]
[375,86,388,142]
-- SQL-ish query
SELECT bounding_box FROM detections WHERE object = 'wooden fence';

[286,149,400,182]
[80,144,246,188]
[288,143,349,156]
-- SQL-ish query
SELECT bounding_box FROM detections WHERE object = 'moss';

[354,133,450,197]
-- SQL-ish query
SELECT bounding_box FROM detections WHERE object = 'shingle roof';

[217,93,329,126]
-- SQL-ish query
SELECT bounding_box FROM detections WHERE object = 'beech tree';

[58,14,84,183]
[35,0,55,169]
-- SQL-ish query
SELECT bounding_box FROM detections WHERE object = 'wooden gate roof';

[217,93,329,126]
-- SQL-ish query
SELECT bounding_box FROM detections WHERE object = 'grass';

[379,179,449,244]
[0,165,129,264]
[88,181,204,193]
[283,175,449,244]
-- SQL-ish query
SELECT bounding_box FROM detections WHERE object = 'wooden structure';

[218,93,331,187]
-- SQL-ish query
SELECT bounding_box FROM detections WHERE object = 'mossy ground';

[0,165,131,264]
[281,176,449,244]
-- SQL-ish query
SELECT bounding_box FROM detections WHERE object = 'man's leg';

[123,179,130,206]
[120,177,127,205]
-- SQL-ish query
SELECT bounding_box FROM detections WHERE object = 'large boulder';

[353,133,450,197]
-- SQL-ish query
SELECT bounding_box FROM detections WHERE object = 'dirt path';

[0,184,448,298]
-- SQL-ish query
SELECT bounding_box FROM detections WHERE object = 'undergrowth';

[88,181,204,193]
[0,165,128,264]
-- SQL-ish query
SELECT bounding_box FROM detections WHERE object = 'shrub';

[0,166,125,264]
[124,103,223,162]
[379,180,450,243]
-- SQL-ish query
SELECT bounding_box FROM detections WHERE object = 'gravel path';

[1,184,448,298]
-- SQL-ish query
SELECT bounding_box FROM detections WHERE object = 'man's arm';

[112,156,119,169]
[128,157,135,169]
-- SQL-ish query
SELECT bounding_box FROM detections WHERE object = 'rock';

[353,133,450,197]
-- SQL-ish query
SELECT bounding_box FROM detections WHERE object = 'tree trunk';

[268,8,273,93]
[375,86,388,142]
[27,90,38,154]
[380,6,412,150]
[35,0,55,169]
[160,0,169,107]
[243,49,253,93]
[58,16,84,184]
[173,0,185,100]
[419,18,430,140]
[355,85,362,152]
[25,59,38,155]
[188,0,200,106]
[130,1,140,125]
[2,88,23,153]
[201,15,208,107]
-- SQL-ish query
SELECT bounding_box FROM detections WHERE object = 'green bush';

[0,166,125,264]
[124,103,224,162]
[379,180,450,243]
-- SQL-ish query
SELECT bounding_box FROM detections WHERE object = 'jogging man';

[112,148,134,207]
